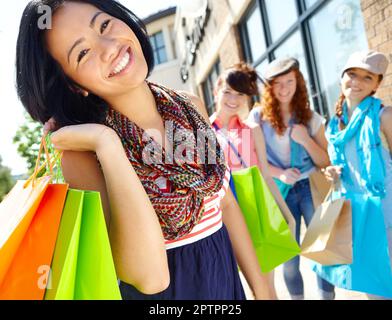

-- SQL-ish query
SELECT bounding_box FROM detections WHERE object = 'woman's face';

[341,68,380,104]
[272,71,297,105]
[215,83,249,117]
[45,2,148,99]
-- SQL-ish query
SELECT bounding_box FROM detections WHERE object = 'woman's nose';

[98,37,119,63]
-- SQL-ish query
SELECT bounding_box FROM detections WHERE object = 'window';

[243,4,266,63]
[202,60,222,116]
[309,0,368,116]
[239,0,368,118]
[305,0,320,9]
[265,0,298,42]
[150,31,168,65]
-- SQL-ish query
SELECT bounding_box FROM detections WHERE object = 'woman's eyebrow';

[67,11,105,64]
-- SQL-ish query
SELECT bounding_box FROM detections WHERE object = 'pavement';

[240,218,369,300]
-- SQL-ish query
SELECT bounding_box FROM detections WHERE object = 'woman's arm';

[221,189,275,299]
[250,124,296,235]
[183,93,275,299]
[52,124,169,295]
[381,107,392,153]
[291,124,330,169]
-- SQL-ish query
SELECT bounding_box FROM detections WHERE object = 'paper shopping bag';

[232,166,300,273]
[45,189,121,300]
[309,170,332,209]
[313,194,392,297]
[301,196,352,265]
[0,184,68,299]
[0,176,51,285]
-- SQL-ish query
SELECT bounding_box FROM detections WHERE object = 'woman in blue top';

[321,50,392,298]
[248,58,335,300]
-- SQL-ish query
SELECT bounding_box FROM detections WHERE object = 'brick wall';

[219,26,244,69]
[361,0,392,105]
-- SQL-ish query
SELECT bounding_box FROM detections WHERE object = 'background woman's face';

[215,83,249,117]
[341,68,380,104]
[272,71,297,105]
[45,2,148,99]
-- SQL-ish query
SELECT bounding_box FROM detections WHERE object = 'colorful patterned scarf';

[105,82,227,240]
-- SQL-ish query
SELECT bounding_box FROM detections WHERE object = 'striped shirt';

[154,168,231,250]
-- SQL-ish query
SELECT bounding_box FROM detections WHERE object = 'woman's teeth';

[112,52,130,75]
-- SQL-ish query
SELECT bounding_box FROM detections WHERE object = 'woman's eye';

[77,49,89,63]
[100,19,111,33]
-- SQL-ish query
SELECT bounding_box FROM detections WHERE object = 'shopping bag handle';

[23,135,61,188]
[324,180,342,202]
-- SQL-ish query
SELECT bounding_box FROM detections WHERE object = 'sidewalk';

[241,218,368,300]
[241,260,368,300]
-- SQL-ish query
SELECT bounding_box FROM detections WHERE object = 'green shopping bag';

[45,189,121,300]
[232,166,300,273]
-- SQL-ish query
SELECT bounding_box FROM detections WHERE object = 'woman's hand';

[279,168,301,185]
[291,124,311,146]
[322,166,342,184]
[50,123,119,153]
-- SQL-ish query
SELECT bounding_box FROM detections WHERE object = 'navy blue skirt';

[119,225,246,300]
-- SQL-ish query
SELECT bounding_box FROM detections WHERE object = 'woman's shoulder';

[177,90,211,124]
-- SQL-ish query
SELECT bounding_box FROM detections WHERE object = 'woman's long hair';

[16,0,155,127]
[261,68,312,135]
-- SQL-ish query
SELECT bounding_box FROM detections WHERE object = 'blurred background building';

[156,0,391,119]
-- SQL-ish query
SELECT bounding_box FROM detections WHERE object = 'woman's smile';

[109,46,134,78]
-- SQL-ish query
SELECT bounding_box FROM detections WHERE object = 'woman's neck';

[216,109,242,128]
[345,98,362,118]
[279,102,292,123]
[104,81,160,126]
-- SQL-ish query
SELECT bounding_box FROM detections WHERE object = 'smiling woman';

[15,0,273,300]
[17,0,154,127]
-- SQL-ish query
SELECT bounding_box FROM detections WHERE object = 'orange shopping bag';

[0,136,67,299]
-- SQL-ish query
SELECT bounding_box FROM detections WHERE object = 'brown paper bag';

[301,196,352,266]
[309,170,332,209]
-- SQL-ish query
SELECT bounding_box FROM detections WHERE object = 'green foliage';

[13,113,43,174]
[13,113,64,182]
[0,156,15,201]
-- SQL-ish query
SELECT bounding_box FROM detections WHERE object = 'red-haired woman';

[248,58,334,300]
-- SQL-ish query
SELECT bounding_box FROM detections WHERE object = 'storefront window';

[245,6,266,63]
[309,0,368,116]
[305,0,320,9]
[239,0,369,117]
[274,31,309,83]
[265,0,298,42]
[255,59,269,78]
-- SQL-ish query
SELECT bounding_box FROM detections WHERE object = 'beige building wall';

[175,0,252,104]
[145,11,191,91]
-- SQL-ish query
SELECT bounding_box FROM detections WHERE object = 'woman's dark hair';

[215,62,259,96]
[16,0,155,127]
